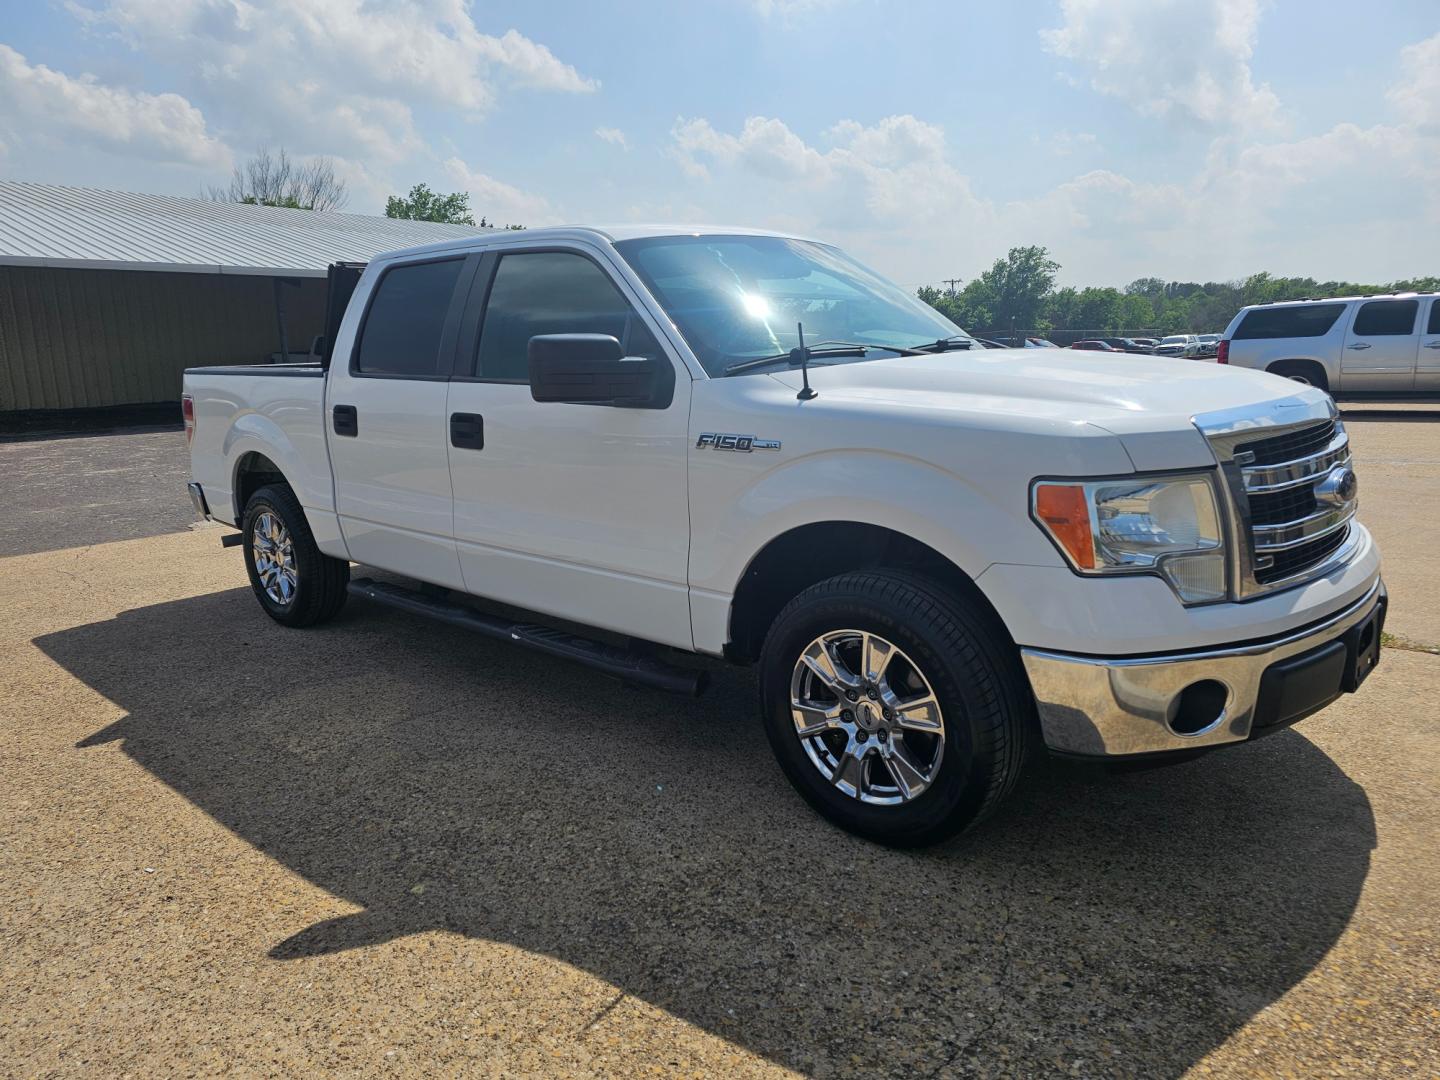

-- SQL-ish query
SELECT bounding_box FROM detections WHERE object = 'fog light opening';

[1169,680,1229,736]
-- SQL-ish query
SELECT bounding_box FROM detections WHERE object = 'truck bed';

[184,363,331,527]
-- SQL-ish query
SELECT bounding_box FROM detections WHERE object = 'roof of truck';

[0,180,490,277]
[372,224,816,263]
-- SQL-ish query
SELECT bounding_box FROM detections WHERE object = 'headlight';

[1032,475,1228,604]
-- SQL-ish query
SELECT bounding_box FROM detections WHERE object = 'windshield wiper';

[911,335,975,353]
[721,339,926,377]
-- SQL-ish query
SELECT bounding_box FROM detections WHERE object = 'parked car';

[183,226,1384,847]
[1070,339,1121,351]
[1219,294,1440,393]
[1194,334,1222,357]
[1153,334,1198,357]
[1130,337,1159,350]
[1025,337,1060,349]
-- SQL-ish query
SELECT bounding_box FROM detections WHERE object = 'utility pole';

[942,277,963,297]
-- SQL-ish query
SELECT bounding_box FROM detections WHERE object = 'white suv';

[1220,294,1440,393]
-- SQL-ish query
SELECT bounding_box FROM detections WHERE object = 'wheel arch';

[1266,357,1330,390]
[231,451,289,522]
[726,521,1012,664]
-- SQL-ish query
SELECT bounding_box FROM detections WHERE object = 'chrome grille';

[1194,401,1359,598]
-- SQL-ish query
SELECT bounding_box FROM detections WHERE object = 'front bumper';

[1021,579,1386,758]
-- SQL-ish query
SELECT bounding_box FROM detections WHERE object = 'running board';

[346,578,708,697]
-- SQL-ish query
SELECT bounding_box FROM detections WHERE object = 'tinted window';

[475,252,661,382]
[1353,299,1418,337]
[1233,303,1345,340]
[355,259,464,376]
[1429,300,1440,336]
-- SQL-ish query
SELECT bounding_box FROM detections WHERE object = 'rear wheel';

[1267,359,1328,390]
[241,484,349,627]
[758,571,1032,847]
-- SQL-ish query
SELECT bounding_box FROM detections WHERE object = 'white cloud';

[0,43,230,168]
[1040,0,1281,131]
[66,0,596,170]
[664,57,1440,286]
[443,156,558,227]
[750,0,847,19]
[1388,32,1440,134]
[672,116,833,182]
[595,127,629,150]
[1047,130,1099,156]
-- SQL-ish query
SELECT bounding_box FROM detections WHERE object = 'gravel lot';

[1,416,1437,1077]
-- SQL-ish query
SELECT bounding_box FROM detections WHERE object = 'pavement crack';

[927,840,1034,1078]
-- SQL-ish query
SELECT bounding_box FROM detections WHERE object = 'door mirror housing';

[528,334,672,408]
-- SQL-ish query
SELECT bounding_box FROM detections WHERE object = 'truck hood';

[764,348,1330,470]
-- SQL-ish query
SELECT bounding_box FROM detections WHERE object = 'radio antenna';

[790,322,818,401]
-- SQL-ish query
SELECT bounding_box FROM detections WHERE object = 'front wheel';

[758,571,1032,847]
[241,484,349,627]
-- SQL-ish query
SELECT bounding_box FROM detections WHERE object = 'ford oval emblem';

[1315,465,1358,507]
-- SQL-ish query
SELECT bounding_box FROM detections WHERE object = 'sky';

[1,0,1436,290]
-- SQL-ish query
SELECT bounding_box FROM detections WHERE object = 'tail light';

[181,394,195,444]
[1216,340,1229,364]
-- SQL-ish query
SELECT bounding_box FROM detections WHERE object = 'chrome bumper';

[187,482,212,521]
[1021,579,1385,757]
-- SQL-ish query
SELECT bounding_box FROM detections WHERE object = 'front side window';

[475,252,661,382]
[1429,300,1440,335]
[1233,303,1345,340]
[1353,299,1418,337]
[615,234,967,377]
[354,258,464,376]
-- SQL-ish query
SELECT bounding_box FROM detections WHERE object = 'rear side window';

[354,259,465,376]
[1353,299,1418,337]
[475,251,661,382]
[1232,303,1345,340]
[1429,300,1440,335]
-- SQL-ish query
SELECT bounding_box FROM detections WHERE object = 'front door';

[325,254,476,588]
[1418,298,1440,392]
[445,246,693,649]
[1340,298,1419,391]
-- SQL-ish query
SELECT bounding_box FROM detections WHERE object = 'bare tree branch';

[205,147,348,211]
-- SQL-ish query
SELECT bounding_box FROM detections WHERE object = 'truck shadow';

[38,587,1376,1076]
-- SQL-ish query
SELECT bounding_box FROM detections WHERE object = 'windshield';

[1161,335,1188,344]
[613,234,969,377]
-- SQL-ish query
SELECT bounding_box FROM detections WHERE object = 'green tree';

[385,184,477,224]
[977,245,1060,332]
[1118,293,1156,332]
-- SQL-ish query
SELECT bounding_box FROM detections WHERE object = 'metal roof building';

[0,181,486,422]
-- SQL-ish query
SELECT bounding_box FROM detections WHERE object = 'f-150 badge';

[696,433,781,452]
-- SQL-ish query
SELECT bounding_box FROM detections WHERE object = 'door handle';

[450,412,484,450]
[1347,343,1371,350]
[1425,341,1440,349]
[333,404,358,436]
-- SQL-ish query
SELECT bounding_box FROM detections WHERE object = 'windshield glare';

[614,235,968,376]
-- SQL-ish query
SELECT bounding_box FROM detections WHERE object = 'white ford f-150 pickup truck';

[184,226,1385,846]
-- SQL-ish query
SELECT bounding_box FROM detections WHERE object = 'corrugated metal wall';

[0,266,326,411]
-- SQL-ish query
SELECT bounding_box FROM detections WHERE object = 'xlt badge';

[696,433,781,452]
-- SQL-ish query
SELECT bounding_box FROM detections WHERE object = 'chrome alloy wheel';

[251,511,298,606]
[789,630,946,805]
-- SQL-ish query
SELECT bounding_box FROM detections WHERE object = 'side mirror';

[528,334,672,408]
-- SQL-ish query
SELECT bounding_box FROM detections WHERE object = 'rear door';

[444,245,694,649]
[325,254,478,587]
[1418,298,1440,391]
[1340,298,1419,391]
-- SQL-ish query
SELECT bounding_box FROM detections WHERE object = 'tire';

[241,484,349,627]
[1268,360,1328,391]
[758,571,1032,847]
